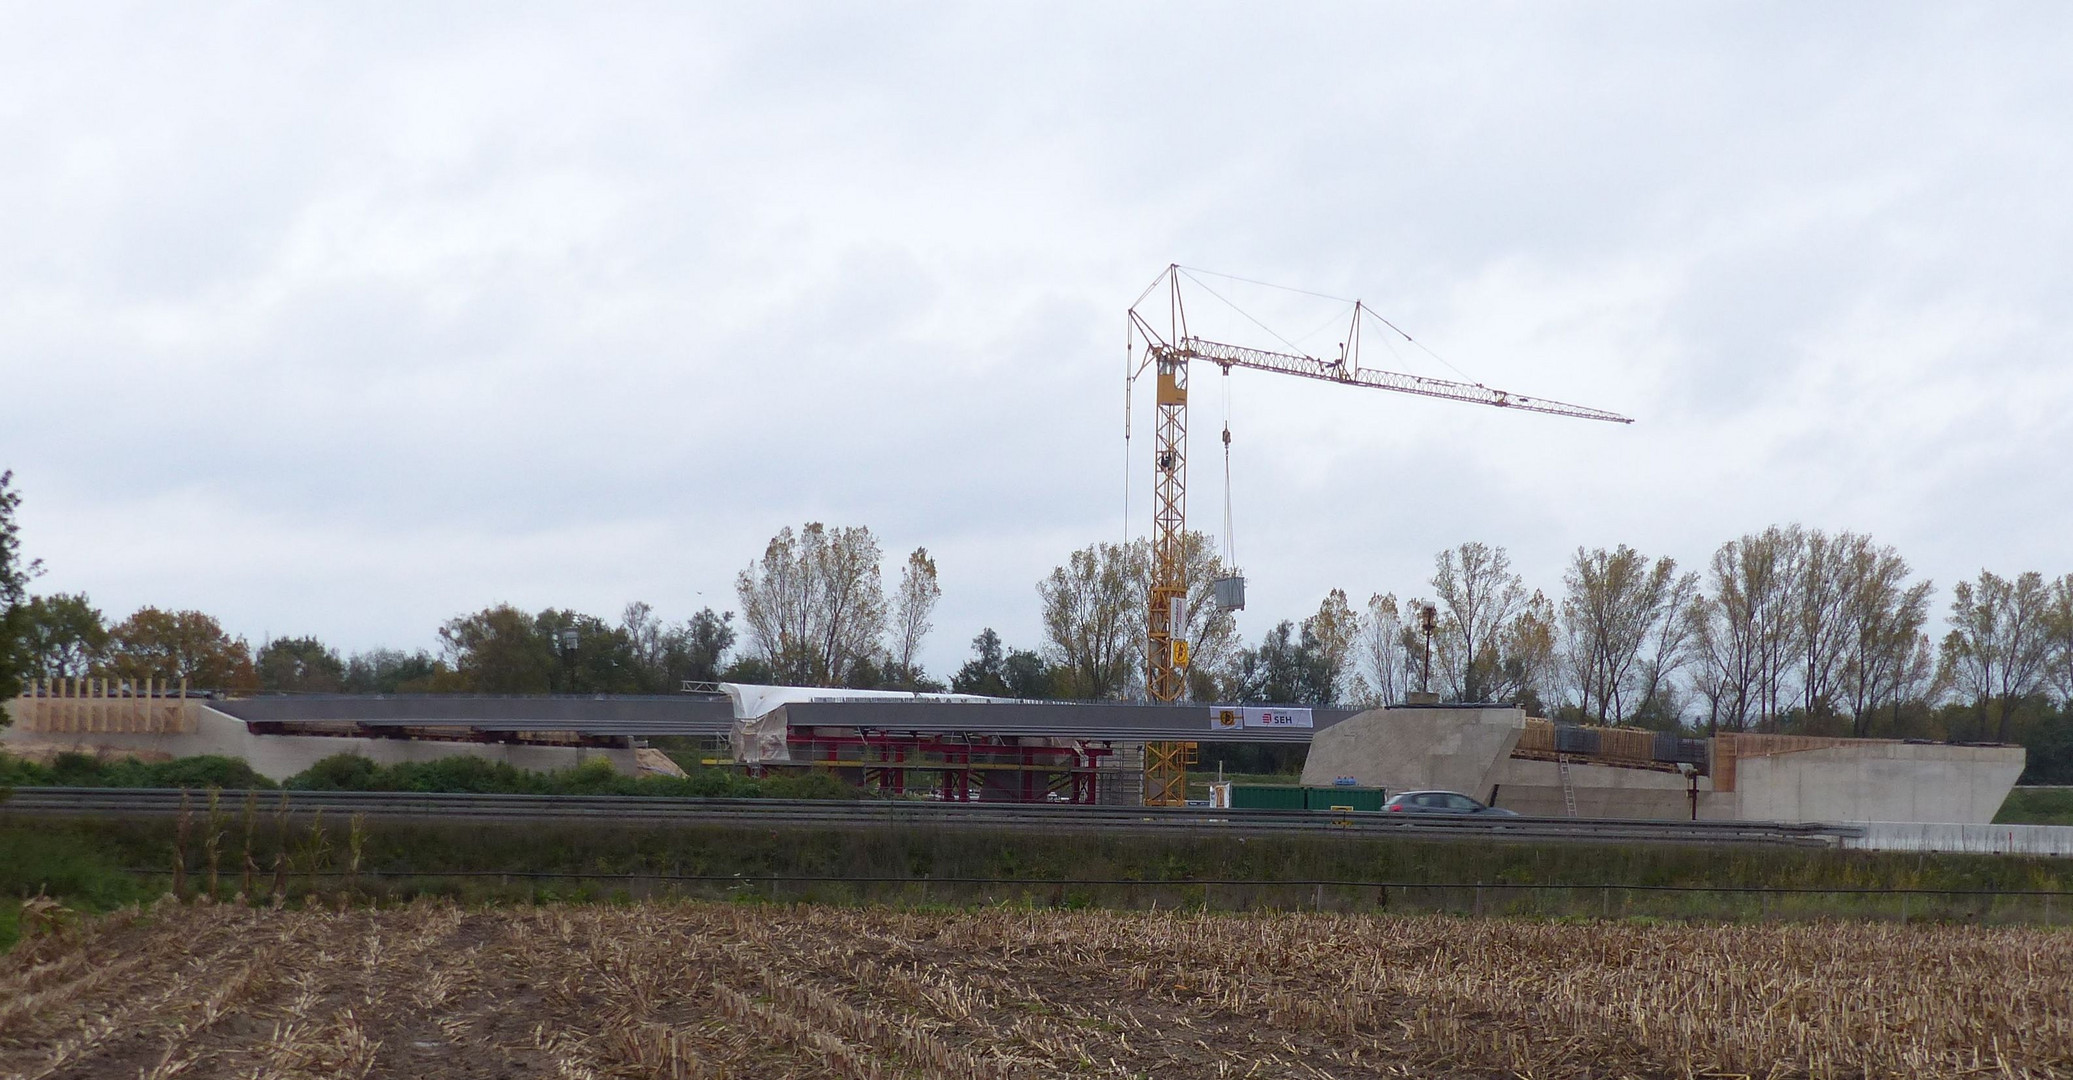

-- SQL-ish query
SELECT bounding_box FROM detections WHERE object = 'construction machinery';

[1126,265,1633,803]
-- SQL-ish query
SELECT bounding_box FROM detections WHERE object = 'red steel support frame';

[782,732,1114,804]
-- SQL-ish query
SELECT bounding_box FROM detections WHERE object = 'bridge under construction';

[5,679,2029,827]
[198,687,1357,806]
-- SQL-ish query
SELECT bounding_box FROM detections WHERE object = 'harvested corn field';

[3,901,2070,1079]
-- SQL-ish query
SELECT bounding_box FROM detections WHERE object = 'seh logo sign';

[1208,707,1314,730]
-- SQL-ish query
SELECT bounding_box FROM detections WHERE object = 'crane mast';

[1148,343,1191,703]
[1127,265,1633,716]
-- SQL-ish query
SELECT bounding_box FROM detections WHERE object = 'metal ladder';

[1557,753,1579,818]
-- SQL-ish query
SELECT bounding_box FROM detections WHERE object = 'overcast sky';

[4,4,2071,679]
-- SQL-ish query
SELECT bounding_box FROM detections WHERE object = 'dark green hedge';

[0,750,858,801]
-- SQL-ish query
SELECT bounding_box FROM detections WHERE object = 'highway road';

[0,787,1856,847]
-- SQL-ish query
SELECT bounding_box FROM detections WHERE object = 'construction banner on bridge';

[1210,706,1313,730]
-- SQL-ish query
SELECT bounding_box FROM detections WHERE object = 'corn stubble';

[1,902,2067,1078]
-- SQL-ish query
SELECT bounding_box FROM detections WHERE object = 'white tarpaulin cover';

[719,683,1010,720]
[732,707,793,765]
[721,683,1020,765]
[1210,706,1313,730]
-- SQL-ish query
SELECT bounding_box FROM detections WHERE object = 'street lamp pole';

[558,628,579,692]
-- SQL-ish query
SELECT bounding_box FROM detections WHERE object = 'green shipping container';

[1304,786,1385,812]
[1228,784,1307,810]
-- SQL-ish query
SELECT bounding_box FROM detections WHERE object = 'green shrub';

[281,753,861,799]
[0,751,275,791]
[0,748,861,801]
[125,755,274,790]
[0,825,156,951]
[285,753,384,791]
[758,770,860,800]
[0,752,55,787]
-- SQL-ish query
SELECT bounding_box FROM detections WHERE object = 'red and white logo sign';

[1209,707,1314,729]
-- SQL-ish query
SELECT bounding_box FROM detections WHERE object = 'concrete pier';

[1298,703,2025,825]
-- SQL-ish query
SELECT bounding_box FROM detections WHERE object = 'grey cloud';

[5,4,2073,678]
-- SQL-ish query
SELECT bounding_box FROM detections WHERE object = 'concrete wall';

[1842,821,2073,857]
[1290,702,2023,824]
[1486,757,1705,820]
[1299,705,1525,796]
[3,701,646,782]
[1726,742,2024,825]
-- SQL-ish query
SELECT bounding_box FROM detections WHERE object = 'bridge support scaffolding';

[782,731,1119,804]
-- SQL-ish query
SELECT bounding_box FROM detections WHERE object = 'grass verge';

[7,804,2073,949]
[1997,786,2073,825]
[0,817,160,950]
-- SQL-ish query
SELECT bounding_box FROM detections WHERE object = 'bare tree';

[1940,569,2053,742]
[889,547,941,679]
[1490,590,1560,712]
[1353,593,1413,708]
[1559,545,1692,724]
[1756,526,1809,726]
[1038,540,1146,700]
[1782,528,1882,721]
[1695,526,1803,733]
[1304,588,1360,704]
[1631,573,1702,727]
[1430,542,1527,702]
[1176,532,1241,702]
[735,523,888,686]
[620,601,667,676]
[2045,574,2073,708]
[1687,599,1733,734]
[1833,538,1934,736]
[1893,633,1941,714]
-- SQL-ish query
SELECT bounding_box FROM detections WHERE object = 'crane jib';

[1128,266,1633,745]
[1163,337,1633,425]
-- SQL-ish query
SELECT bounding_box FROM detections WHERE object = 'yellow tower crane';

[1127,265,1634,805]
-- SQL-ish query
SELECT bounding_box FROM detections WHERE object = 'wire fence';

[124,868,2073,897]
[126,866,2073,926]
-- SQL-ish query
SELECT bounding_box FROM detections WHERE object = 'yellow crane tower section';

[1127,266,1633,802]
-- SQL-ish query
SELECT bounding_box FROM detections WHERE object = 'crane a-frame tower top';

[1125,265,1633,708]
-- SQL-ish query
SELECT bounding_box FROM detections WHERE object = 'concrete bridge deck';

[210,694,1358,743]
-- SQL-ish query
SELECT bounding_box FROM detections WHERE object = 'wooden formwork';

[1710,732,1867,793]
[1515,718,1659,764]
[10,677,198,736]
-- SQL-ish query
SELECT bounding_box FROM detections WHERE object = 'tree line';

[915,523,2070,778]
[5,595,749,697]
[2,469,2069,776]
[0,493,948,697]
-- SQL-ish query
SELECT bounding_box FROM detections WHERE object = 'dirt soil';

[2,900,2069,1078]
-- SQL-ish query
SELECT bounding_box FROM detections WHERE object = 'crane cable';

[1172,262,1490,387]
[1220,366,1236,571]
[1123,319,1134,548]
